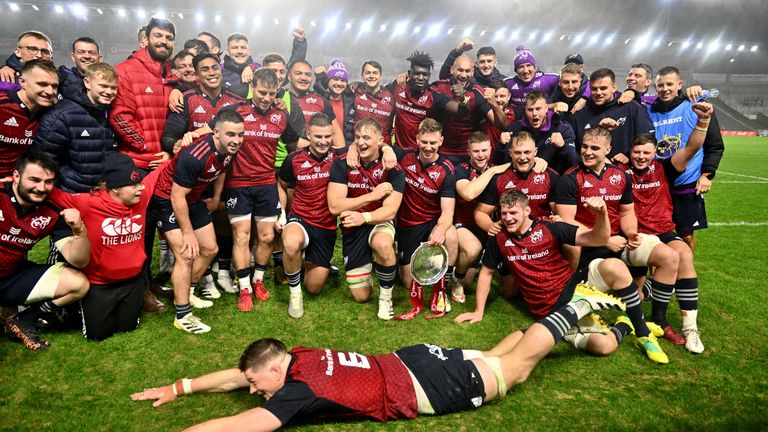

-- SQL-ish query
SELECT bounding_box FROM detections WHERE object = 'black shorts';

[342,223,395,270]
[0,261,56,306]
[397,219,438,266]
[150,196,212,233]
[223,184,280,218]
[81,273,144,341]
[549,267,589,314]
[395,344,486,415]
[671,189,708,232]
[657,231,683,244]
[285,216,336,268]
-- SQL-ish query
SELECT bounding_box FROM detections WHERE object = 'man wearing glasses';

[1,31,54,85]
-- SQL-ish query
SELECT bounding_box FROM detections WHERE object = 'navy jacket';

[569,98,655,159]
[32,88,117,192]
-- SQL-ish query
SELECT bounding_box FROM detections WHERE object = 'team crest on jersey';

[533,174,545,184]
[599,188,607,194]
[609,174,622,185]
[648,164,655,172]
[372,168,384,179]
[615,117,627,126]
[418,177,425,183]
[530,229,543,243]
[224,155,232,165]
[382,96,391,104]
[532,81,541,89]
[25,129,33,138]
[269,113,282,124]
[428,171,440,182]
[30,216,51,230]
[306,97,317,104]
[417,94,428,104]
[314,166,321,173]
[260,124,267,131]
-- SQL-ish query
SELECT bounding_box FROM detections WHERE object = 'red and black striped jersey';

[0,91,41,177]
[154,136,233,203]
[353,87,395,145]
[622,159,679,235]
[396,150,456,228]
[479,168,559,218]
[279,148,337,230]
[431,80,492,156]
[392,84,449,151]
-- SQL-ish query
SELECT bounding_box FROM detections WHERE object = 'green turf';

[2,137,768,431]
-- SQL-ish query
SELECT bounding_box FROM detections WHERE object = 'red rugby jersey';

[0,91,41,177]
[622,159,679,235]
[431,79,491,156]
[392,84,448,150]
[479,168,559,218]
[279,148,337,230]
[396,150,456,228]
[154,136,234,203]
[353,86,395,145]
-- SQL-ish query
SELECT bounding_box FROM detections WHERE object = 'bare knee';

[350,288,371,303]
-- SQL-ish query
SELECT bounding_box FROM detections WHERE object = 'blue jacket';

[32,88,117,192]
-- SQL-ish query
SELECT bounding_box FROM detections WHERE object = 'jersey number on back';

[337,352,371,369]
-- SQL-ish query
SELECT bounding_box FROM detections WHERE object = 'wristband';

[362,212,372,224]
[695,126,708,132]
[173,380,183,396]
[72,226,87,238]
[182,378,193,395]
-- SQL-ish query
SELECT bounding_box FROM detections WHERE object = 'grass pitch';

[1,136,767,431]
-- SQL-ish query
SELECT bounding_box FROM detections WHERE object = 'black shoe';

[4,314,49,351]
[329,264,340,276]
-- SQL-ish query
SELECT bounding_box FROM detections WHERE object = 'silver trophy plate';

[410,243,448,285]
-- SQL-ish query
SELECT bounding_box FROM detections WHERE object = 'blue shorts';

[223,184,281,219]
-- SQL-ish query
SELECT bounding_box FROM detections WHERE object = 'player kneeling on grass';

[457,191,670,363]
[47,153,166,341]
[276,113,340,319]
[327,118,404,320]
[132,281,625,431]
[625,114,712,353]
[0,152,90,350]
[148,110,245,334]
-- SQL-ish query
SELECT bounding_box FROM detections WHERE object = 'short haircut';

[227,32,249,45]
[197,31,221,50]
[17,151,57,177]
[239,338,288,372]
[589,68,615,84]
[583,125,612,144]
[630,63,653,80]
[468,131,490,146]
[137,26,147,42]
[511,130,536,147]
[21,59,58,76]
[172,50,193,65]
[183,38,209,54]
[84,62,118,81]
[309,113,333,129]
[71,37,99,54]
[657,66,681,79]
[361,60,382,74]
[17,30,51,46]
[560,63,582,76]
[252,67,279,88]
[477,46,496,57]
[288,60,312,72]
[354,118,383,134]
[214,109,244,127]
[418,117,442,135]
[262,53,285,66]
[192,53,218,71]
[525,90,547,104]
[489,80,507,91]
[499,190,529,209]
[407,51,434,70]
[632,133,657,147]
[145,17,176,38]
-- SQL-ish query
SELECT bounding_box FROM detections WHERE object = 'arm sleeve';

[547,170,560,200]
[477,175,500,205]
[261,381,317,426]
[109,70,147,152]
[328,157,347,184]
[172,152,204,189]
[438,49,461,80]
[283,100,306,142]
[546,220,579,246]
[439,168,457,198]
[554,173,579,205]
[620,172,634,204]
[633,103,656,135]
[388,167,405,193]
[701,112,725,178]
[161,105,190,154]
[288,38,308,65]
[278,154,296,186]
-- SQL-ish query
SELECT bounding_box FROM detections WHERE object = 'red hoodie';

[110,48,175,170]
[48,166,164,285]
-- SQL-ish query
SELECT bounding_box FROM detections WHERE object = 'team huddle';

[1,15,723,430]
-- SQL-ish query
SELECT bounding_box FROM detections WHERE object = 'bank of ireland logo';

[102,215,143,236]
[30,216,52,230]
[227,197,238,209]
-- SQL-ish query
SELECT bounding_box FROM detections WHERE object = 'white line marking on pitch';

[718,181,768,184]
[710,222,768,227]
[718,171,768,181]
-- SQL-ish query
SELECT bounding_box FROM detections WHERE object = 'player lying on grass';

[131,284,625,431]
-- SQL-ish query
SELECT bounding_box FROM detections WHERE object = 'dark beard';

[16,184,47,205]
[148,44,172,62]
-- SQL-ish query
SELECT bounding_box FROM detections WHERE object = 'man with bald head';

[432,55,508,166]
[438,39,505,88]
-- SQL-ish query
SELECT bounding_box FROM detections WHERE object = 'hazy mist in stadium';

[1,0,766,121]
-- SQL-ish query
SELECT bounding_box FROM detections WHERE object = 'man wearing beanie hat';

[314,58,355,145]
[438,39,505,88]
[503,46,560,117]
[47,152,168,341]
